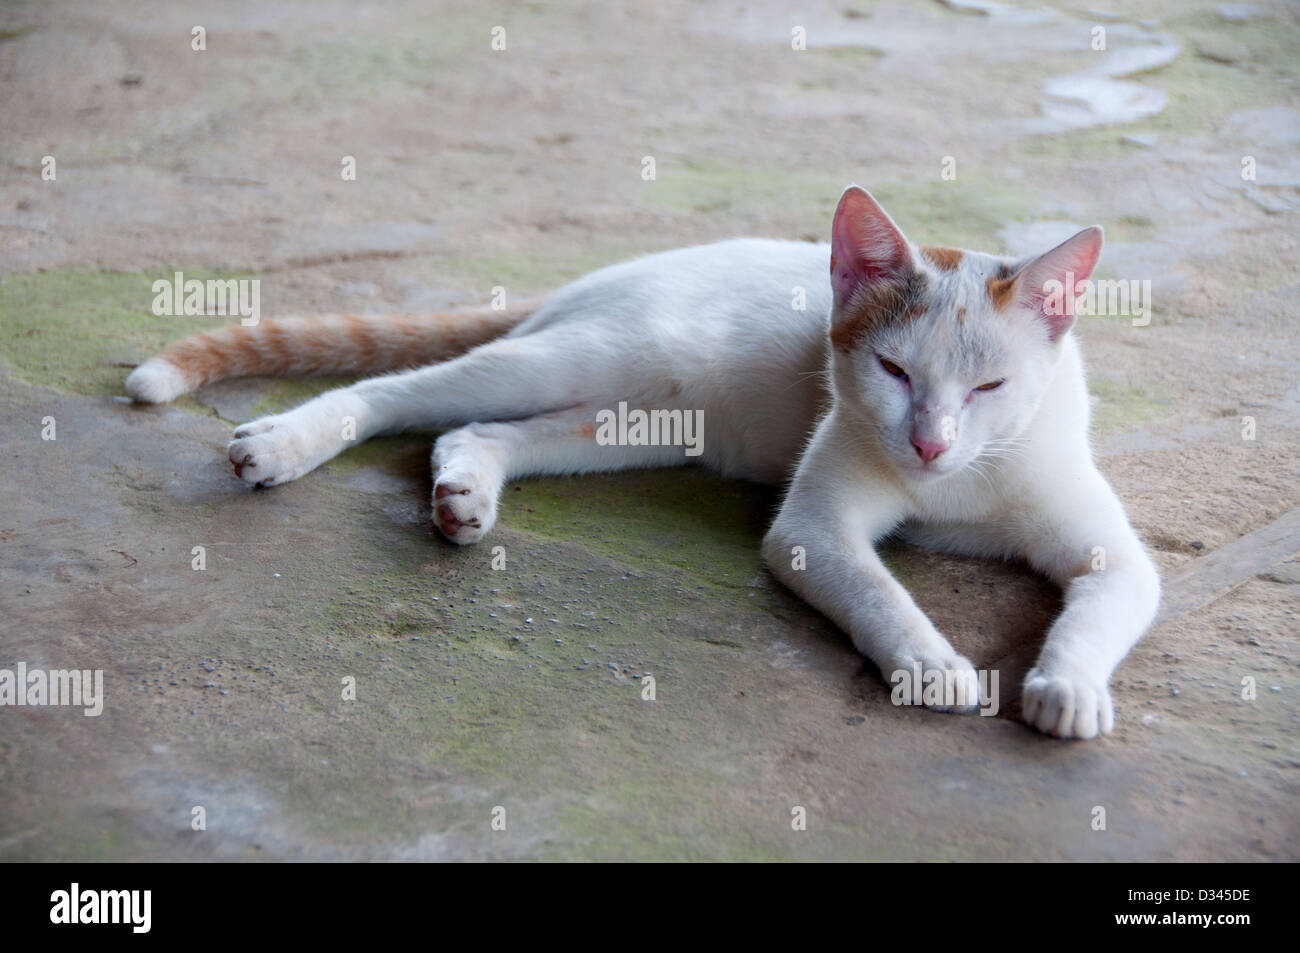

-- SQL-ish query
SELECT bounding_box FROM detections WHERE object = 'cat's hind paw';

[432,471,498,545]
[1021,669,1114,740]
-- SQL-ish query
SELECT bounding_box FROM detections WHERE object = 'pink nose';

[911,436,948,464]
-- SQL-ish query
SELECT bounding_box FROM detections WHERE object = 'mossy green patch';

[0,269,250,398]
[13,800,137,862]
[643,159,842,222]
[502,468,775,591]
[282,35,446,96]
[249,377,355,417]
[1040,9,1297,153]
[433,244,660,299]
[872,175,1041,252]
[796,44,886,90]
[809,44,886,63]
[643,160,1040,251]
[544,778,796,861]
[1020,123,1152,163]
[238,502,778,843]
[1105,214,1157,244]
[329,432,433,474]
[260,5,565,109]
[1144,29,1299,138]
[1090,375,1173,433]
[1017,4,1299,171]
[253,12,512,104]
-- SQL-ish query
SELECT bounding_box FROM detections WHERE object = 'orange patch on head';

[919,245,964,271]
[956,305,967,325]
[577,422,595,439]
[986,273,1019,312]
[829,274,928,352]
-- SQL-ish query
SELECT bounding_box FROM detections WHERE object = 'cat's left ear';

[829,185,915,306]
[992,226,1103,341]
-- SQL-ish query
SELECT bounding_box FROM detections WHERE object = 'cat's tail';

[124,300,540,403]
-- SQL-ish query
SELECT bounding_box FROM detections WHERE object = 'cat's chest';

[905,468,1010,523]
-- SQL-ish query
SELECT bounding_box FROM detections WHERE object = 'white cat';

[126,186,1160,739]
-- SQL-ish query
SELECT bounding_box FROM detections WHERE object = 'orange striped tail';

[124,301,538,403]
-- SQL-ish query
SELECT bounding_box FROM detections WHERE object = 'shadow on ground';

[0,0,1296,860]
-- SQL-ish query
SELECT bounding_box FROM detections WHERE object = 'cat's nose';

[911,435,948,464]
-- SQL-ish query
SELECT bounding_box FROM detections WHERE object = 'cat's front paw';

[432,471,498,545]
[228,416,328,487]
[1021,669,1114,740]
[884,648,982,714]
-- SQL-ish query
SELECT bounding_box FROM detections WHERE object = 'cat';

[125,186,1160,740]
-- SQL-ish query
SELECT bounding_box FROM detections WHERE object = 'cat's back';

[508,237,835,482]
[512,238,833,339]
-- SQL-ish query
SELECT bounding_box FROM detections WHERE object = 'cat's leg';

[430,405,692,543]
[1011,466,1160,739]
[227,332,614,487]
[762,442,982,712]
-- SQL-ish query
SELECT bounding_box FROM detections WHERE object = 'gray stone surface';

[0,0,1296,860]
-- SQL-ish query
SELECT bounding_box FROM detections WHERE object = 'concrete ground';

[1,0,1297,860]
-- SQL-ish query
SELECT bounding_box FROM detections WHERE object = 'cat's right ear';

[830,186,914,305]
[991,225,1104,341]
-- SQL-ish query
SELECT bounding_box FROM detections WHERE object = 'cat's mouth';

[902,446,982,480]
[903,459,954,481]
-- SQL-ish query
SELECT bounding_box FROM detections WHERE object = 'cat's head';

[826,185,1102,482]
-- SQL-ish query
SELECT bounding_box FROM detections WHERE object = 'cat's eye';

[974,380,1004,392]
[879,357,908,380]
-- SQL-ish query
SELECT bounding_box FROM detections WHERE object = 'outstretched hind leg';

[227,330,612,487]
[432,405,692,544]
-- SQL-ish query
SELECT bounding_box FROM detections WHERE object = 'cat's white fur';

[130,186,1159,739]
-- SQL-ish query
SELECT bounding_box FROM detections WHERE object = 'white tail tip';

[124,359,190,403]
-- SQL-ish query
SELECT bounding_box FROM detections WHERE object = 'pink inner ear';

[1015,226,1103,339]
[830,187,912,303]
